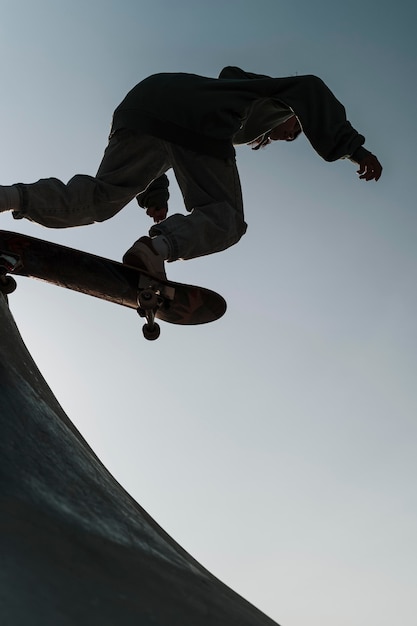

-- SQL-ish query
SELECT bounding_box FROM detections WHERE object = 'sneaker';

[122,236,167,281]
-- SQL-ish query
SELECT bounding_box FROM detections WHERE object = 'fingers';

[146,206,168,223]
[357,155,382,181]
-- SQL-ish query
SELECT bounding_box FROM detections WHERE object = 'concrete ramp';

[0,293,279,626]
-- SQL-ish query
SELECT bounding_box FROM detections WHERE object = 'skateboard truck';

[0,251,21,295]
[136,275,175,341]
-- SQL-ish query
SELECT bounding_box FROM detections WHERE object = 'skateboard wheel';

[138,289,158,310]
[0,275,17,295]
[142,322,161,341]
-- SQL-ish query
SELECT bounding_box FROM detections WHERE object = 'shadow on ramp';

[0,294,279,626]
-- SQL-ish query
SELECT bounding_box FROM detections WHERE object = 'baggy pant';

[14,129,248,261]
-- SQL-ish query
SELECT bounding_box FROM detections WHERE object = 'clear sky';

[1,1,416,624]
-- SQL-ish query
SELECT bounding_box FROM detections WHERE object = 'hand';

[146,206,168,223]
[357,154,382,181]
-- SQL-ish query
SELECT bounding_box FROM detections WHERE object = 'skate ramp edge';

[0,293,279,626]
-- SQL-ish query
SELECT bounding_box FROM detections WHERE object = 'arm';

[136,174,169,222]
[220,66,382,179]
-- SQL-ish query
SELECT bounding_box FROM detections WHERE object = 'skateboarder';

[0,66,382,280]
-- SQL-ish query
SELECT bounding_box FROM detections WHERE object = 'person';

[0,66,382,281]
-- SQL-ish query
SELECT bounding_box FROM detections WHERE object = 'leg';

[149,143,247,260]
[13,131,169,228]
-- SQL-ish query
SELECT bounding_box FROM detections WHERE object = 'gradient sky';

[1,1,416,625]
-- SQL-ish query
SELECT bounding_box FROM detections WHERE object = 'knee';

[236,218,248,242]
[225,217,247,250]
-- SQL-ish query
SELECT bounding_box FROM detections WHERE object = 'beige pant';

[14,130,247,261]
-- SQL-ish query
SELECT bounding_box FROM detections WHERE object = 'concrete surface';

[0,292,279,626]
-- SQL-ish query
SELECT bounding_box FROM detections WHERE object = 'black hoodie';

[112,66,368,163]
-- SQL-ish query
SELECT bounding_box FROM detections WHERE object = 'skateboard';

[0,230,226,341]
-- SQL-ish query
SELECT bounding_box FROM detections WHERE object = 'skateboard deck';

[0,230,226,340]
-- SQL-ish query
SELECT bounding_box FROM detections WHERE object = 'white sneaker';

[122,237,167,281]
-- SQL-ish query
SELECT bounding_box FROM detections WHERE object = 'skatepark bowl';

[0,292,280,625]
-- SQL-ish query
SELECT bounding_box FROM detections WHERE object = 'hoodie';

[112,66,368,163]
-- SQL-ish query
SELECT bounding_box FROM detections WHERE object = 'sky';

[1,0,416,624]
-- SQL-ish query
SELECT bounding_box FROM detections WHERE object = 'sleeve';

[219,67,367,162]
[287,75,366,162]
[136,174,170,209]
